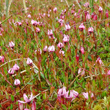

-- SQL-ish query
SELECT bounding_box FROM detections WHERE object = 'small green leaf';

[11,95,14,101]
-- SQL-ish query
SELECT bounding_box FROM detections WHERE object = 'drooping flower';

[0,32,2,36]
[93,14,97,20]
[32,100,36,110]
[13,64,20,71]
[18,93,34,104]
[58,19,64,26]
[14,79,20,86]
[43,46,48,52]
[82,92,94,99]
[59,50,65,56]
[48,29,53,36]
[9,41,15,48]
[84,2,89,7]
[26,58,33,65]
[99,6,103,12]
[0,56,4,62]
[70,90,79,99]
[8,68,15,75]
[24,108,29,110]
[27,14,31,18]
[78,68,85,75]
[31,20,38,26]
[88,27,94,33]
[86,13,91,20]
[96,57,104,65]
[57,42,64,48]
[17,22,22,26]
[18,102,23,110]
[48,45,55,52]
[108,70,110,75]
[105,10,109,18]
[36,27,40,33]
[81,46,84,54]
[79,23,85,31]
[76,54,79,62]
[65,24,71,31]
[53,7,57,12]
[58,87,66,97]
[63,34,69,43]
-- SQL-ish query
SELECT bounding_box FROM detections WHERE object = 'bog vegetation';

[0,0,110,109]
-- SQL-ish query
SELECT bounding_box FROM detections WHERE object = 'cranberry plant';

[0,0,110,109]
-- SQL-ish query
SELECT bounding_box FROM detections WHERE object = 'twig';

[75,0,81,9]
[68,74,80,88]
[64,0,69,7]
[0,72,13,86]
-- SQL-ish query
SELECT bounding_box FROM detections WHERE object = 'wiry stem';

[23,0,27,13]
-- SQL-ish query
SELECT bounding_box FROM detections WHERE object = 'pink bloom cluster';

[18,93,36,110]
[57,87,79,103]
[8,64,20,75]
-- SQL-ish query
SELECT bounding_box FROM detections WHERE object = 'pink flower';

[79,23,85,31]
[72,4,75,7]
[93,15,97,20]
[76,54,79,62]
[63,34,69,43]
[81,47,84,54]
[26,58,33,65]
[17,22,22,26]
[48,29,53,36]
[86,13,91,20]
[65,24,71,31]
[105,10,109,18]
[18,93,34,104]
[84,2,89,7]
[82,92,94,99]
[57,42,64,48]
[59,50,65,56]
[13,64,20,71]
[88,27,94,33]
[0,32,2,36]
[0,28,4,32]
[70,90,79,98]
[18,102,23,110]
[32,100,36,110]
[78,68,85,75]
[24,109,29,110]
[108,70,110,75]
[8,68,15,75]
[99,6,103,12]
[14,79,20,86]
[78,68,82,74]
[58,19,64,26]
[31,20,38,26]
[36,27,40,33]
[27,14,31,18]
[9,41,15,48]
[53,7,57,12]
[48,45,55,52]
[58,87,66,97]
[47,14,50,17]
[64,91,72,100]
[43,46,48,52]
[0,56,4,62]
[96,57,104,65]
[64,90,78,101]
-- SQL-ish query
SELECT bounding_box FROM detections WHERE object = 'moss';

[93,104,103,110]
